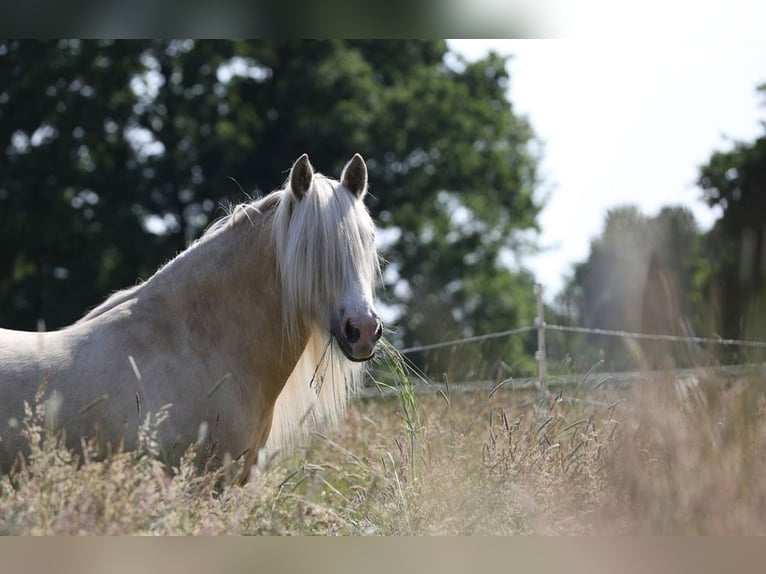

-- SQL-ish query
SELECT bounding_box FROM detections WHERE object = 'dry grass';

[2,364,766,534]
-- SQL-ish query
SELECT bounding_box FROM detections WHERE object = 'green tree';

[0,40,542,376]
[0,40,151,328]
[698,86,766,343]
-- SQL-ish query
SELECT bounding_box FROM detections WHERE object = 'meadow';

[1,358,765,535]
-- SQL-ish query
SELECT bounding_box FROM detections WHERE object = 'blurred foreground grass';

[2,366,766,535]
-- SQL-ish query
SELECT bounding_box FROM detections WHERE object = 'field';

[2,362,766,535]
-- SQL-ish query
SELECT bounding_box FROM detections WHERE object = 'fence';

[379,283,766,401]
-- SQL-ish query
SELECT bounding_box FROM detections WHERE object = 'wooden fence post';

[535,283,547,405]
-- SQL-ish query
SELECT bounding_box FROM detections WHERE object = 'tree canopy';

[698,87,766,342]
[0,40,542,375]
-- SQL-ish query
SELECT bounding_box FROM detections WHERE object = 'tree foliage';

[698,88,766,342]
[0,40,541,375]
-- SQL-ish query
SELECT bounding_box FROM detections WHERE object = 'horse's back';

[0,327,78,468]
[1,326,68,355]
[0,328,76,390]
[0,305,255,472]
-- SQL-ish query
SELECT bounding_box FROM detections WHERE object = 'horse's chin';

[331,330,376,363]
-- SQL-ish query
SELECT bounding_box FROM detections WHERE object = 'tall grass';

[2,356,766,534]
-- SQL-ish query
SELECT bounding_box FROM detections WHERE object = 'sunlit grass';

[2,352,766,534]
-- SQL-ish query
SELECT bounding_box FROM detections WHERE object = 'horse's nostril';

[344,319,361,343]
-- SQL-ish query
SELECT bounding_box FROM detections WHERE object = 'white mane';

[266,173,380,452]
[272,174,378,338]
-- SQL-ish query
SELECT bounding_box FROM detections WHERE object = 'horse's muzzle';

[331,312,383,362]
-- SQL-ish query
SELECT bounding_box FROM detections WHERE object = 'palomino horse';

[0,153,382,481]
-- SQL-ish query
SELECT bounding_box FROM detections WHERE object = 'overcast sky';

[448,39,766,299]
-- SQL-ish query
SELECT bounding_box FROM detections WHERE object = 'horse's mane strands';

[266,172,378,452]
[271,174,378,341]
[265,326,364,451]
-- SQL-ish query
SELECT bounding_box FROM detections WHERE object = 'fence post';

[534,283,547,405]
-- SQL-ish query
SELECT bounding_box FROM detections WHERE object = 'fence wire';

[545,324,766,349]
[397,323,766,355]
[399,326,536,355]
[381,319,766,401]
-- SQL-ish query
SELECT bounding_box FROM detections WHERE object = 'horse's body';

[0,154,382,479]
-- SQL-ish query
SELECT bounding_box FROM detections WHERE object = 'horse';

[0,153,382,482]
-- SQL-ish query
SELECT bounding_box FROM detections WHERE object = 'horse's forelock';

[272,173,379,340]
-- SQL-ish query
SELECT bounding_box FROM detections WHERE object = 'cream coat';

[0,154,380,480]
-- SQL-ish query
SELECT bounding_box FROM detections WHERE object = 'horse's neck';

[143,215,311,391]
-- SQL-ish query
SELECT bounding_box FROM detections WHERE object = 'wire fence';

[389,284,766,400]
[399,325,536,355]
[399,323,766,356]
[545,324,766,349]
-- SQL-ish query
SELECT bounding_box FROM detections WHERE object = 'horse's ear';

[340,153,368,199]
[289,154,314,199]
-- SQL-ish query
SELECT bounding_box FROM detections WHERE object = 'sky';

[448,40,766,300]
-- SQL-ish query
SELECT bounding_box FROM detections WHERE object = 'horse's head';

[275,153,382,362]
